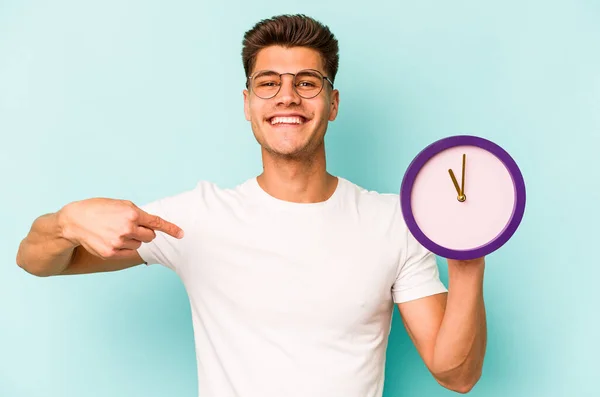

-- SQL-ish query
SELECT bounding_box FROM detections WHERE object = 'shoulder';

[138,178,254,218]
[339,177,423,262]
[337,177,411,236]
[339,177,402,214]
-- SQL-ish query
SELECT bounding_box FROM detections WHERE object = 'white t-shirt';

[137,176,447,397]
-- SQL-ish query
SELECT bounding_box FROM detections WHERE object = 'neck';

[257,144,338,203]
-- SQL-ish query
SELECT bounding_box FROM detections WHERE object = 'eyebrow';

[254,70,279,78]
[252,69,325,79]
[296,70,321,78]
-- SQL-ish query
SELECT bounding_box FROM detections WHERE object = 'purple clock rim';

[400,135,526,260]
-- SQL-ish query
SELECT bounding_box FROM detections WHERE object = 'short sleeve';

[136,187,198,273]
[392,229,448,303]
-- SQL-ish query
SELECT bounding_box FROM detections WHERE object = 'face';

[243,46,339,159]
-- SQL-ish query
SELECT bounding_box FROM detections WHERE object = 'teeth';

[270,116,304,125]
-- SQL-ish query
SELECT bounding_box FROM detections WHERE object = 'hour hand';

[448,169,462,195]
[449,169,466,202]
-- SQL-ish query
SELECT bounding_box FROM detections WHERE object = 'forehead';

[252,46,325,75]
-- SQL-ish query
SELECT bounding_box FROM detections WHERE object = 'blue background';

[1,0,598,396]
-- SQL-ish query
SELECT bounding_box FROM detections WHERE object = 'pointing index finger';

[137,210,184,239]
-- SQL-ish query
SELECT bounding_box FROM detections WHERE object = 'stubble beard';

[253,120,326,162]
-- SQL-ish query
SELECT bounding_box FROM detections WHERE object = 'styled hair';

[241,14,339,83]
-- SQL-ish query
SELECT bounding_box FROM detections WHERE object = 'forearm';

[16,211,78,277]
[432,259,487,391]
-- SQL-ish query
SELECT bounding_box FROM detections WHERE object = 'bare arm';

[397,257,487,394]
[16,199,184,277]
[16,212,83,277]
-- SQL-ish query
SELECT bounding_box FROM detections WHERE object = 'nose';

[276,74,301,105]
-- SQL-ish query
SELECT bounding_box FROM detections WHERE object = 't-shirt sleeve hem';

[393,280,448,304]
[136,244,154,266]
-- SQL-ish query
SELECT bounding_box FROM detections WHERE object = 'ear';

[243,89,251,121]
[328,89,340,121]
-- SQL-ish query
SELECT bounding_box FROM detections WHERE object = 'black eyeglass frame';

[246,68,334,99]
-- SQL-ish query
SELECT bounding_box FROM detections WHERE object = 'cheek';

[317,104,331,123]
[249,105,267,134]
[248,103,264,123]
[307,99,327,119]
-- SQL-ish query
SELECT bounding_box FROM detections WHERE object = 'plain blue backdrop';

[1,0,598,396]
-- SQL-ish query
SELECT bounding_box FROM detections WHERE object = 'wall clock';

[400,135,526,260]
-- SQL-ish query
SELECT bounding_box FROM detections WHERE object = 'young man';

[16,14,487,397]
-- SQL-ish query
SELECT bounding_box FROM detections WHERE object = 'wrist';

[447,257,485,272]
[447,257,485,287]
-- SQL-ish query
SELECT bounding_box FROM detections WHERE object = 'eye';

[257,80,279,87]
[297,80,318,87]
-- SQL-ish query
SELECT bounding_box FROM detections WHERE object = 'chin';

[260,133,309,156]
[253,120,324,159]
[265,143,311,159]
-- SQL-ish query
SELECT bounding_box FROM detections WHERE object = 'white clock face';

[410,145,516,251]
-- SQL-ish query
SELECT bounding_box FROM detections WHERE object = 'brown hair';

[241,14,339,83]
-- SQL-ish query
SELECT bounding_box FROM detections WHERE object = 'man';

[16,14,487,397]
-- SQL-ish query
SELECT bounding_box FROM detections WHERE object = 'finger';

[136,210,184,239]
[79,241,104,259]
[127,226,156,243]
[119,238,143,250]
[81,235,138,260]
[80,238,126,260]
[111,248,142,259]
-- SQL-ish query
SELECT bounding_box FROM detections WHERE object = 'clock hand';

[449,168,466,203]
[448,169,462,196]
[461,153,466,196]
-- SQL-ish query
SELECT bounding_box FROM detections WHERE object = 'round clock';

[400,135,526,260]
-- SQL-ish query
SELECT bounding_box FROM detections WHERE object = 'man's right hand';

[58,198,184,261]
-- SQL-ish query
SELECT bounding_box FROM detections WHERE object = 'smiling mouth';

[268,116,308,126]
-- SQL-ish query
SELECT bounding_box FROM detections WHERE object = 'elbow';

[18,265,56,278]
[17,260,48,278]
[435,369,482,394]
[16,250,54,278]
[15,247,31,274]
[18,261,57,277]
[447,381,477,394]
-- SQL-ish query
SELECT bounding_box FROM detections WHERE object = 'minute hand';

[461,153,466,196]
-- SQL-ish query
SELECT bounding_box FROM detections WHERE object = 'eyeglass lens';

[251,70,325,99]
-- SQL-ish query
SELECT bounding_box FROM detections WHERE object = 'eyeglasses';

[247,69,334,99]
